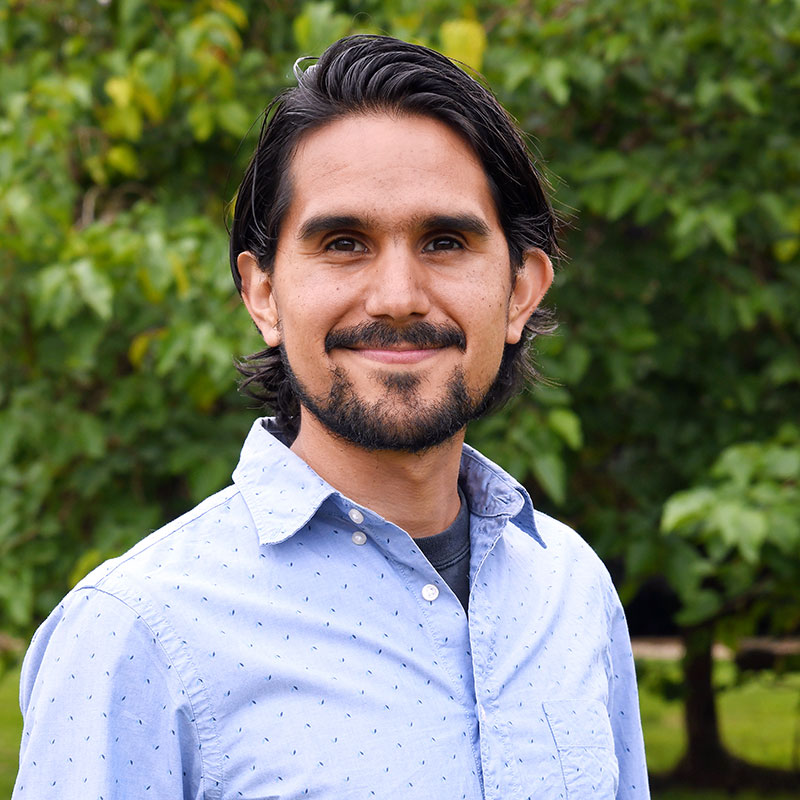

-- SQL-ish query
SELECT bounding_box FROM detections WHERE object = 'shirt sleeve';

[13,586,205,800]
[606,595,651,799]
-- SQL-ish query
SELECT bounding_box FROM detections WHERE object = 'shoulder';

[508,509,621,616]
[23,482,254,703]
[76,482,248,592]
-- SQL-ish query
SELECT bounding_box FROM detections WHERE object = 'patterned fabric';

[14,417,650,799]
[415,484,471,611]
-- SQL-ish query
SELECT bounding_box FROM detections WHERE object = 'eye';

[326,237,367,253]
[423,236,462,252]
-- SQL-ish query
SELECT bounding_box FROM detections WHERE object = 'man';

[15,36,649,799]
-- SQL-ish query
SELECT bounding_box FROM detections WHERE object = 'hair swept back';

[230,35,559,438]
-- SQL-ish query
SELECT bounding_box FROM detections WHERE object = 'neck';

[290,412,464,538]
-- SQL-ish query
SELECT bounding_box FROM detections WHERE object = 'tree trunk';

[677,623,731,782]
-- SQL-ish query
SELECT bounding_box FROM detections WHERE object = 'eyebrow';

[296,213,492,240]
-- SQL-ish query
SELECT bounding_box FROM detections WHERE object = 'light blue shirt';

[15,417,649,799]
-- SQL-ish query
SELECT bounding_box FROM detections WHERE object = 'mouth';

[344,346,443,365]
[325,321,467,360]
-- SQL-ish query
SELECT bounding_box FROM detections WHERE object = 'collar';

[232,417,545,548]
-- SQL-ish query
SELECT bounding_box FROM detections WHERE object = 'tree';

[2,0,799,785]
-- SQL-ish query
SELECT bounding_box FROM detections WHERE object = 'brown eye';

[327,238,366,252]
[423,237,462,252]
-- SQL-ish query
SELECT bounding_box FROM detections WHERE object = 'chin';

[291,362,489,453]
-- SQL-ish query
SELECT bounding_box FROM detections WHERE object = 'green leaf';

[606,176,650,221]
[675,589,723,627]
[727,77,762,114]
[293,2,350,55]
[547,408,583,450]
[661,488,716,533]
[72,258,114,320]
[704,207,737,254]
[532,451,567,505]
[761,445,800,481]
[107,144,140,176]
[707,502,769,563]
[539,58,570,106]
[188,103,214,141]
[439,19,487,71]
[711,443,761,486]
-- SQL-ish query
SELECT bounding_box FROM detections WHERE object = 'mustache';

[325,321,467,353]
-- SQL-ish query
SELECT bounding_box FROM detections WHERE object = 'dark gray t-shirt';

[415,485,471,612]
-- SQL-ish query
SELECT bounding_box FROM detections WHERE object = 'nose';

[363,247,432,321]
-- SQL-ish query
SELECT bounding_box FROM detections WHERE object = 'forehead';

[282,113,501,232]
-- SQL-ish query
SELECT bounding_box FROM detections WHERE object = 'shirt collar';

[232,418,336,545]
[458,443,545,547]
[233,417,545,548]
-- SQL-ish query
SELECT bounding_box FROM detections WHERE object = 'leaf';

[704,207,737,254]
[105,76,134,107]
[188,103,214,141]
[661,488,716,533]
[107,144,140,176]
[606,176,650,220]
[439,19,487,71]
[216,100,251,137]
[727,77,762,114]
[128,328,165,368]
[761,445,800,481]
[293,2,350,54]
[773,237,800,263]
[213,0,247,29]
[539,58,570,106]
[69,549,105,588]
[711,443,760,486]
[707,502,768,563]
[532,451,567,505]
[675,589,723,627]
[72,259,114,320]
[547,408,583,450]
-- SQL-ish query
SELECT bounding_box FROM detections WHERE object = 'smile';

[344,346,445,365]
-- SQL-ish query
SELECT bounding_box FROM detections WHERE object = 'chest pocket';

[543,699,619,798]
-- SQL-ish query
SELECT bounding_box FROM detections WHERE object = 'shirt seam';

[543,702,571,800]
[85,585,226,800]
[89,486,241,586]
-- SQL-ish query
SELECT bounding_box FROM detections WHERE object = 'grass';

[637,657,800,776]
[0,666,22,800]
[1,658,798,798]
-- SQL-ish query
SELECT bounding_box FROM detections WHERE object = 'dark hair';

[230,35,559,436]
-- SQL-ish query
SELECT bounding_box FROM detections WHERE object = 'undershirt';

[415,485,471,612]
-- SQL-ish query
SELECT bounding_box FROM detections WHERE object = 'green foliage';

[662,429,800,629]
[1,0,799,664]
[637,658,800,775]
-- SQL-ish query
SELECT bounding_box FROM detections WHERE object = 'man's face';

[240,113,551,451]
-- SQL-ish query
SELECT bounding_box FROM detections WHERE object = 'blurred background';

[1,1,799,796]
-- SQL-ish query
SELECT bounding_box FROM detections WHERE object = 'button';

[477,703,487,723]
[421,583,439,601]
[351,531,367,545]
[348,508,364,524]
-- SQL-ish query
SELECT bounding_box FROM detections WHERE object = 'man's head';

[231,35,558,448]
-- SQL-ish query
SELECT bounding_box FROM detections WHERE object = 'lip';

[344,347,444,365]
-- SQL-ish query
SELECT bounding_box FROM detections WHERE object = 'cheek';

[464,293,511,379]
[276,284,350,353]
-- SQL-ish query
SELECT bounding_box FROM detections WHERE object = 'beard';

[280,321,494,453]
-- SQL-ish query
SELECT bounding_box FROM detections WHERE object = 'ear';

[506,249,554,345]
[237,251,281,348]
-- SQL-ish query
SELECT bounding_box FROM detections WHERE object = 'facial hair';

[281,321,493,453]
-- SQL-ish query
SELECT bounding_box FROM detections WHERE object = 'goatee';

[280,321,492,453]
